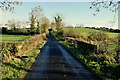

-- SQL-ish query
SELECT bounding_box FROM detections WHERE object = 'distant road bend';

[25,33,99,79]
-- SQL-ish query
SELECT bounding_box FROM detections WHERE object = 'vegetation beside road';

[54,27,120,79]
[1,2,120,79]
[59,40,120,79]
[1,7,63,79]
[2,34,46,79]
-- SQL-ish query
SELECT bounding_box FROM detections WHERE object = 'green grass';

[63,28,119,38]
[2,41,46,79]
[1,35,31,42]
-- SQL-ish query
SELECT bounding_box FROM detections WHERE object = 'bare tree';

[0,0,22,12]
[30,6,43,24]
[29,6,43,34]
[90,0,120,26]
[5,19,16,30]
[90,0,120,16]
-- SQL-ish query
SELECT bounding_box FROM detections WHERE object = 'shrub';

[2,43,19,61]
[2,34,46,79]
[9,44,18,55]
[2,34,46,61]
[115,34,120,64]
[87,31,109,41]
[55,29,64,39]
[63,28,80,38]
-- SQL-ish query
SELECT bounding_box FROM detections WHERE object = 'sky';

[0,1,119,29]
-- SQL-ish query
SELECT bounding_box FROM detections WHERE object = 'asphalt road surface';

[25,33,99,80]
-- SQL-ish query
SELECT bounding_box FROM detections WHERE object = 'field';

[1,35,31,42]
[64,28,119,38]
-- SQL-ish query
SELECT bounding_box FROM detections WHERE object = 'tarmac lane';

[24,33,99,80]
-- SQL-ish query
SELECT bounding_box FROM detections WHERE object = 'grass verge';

[58,40,103,79]
[2,41,46,79]
[55,35,120,80]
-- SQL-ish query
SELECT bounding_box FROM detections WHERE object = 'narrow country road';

[25,32,99,79]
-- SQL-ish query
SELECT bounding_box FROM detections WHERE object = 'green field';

[64,28,119,38]
[1,35,31,42]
